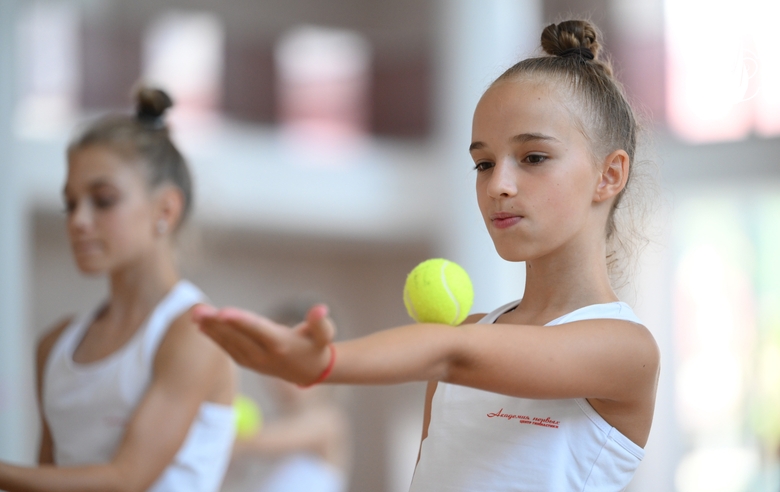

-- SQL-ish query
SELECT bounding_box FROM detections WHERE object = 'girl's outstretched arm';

[195,303,659,402]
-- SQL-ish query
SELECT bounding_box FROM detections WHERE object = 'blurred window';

[672,190,780,491]
[665,0,780,142]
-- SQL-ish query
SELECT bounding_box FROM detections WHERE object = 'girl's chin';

[493,242,534,263]
[74,260,109,276]
[498,253,530,263]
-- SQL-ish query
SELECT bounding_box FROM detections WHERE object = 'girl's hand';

[193,304,335,386]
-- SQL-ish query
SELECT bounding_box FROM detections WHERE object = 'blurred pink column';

[274,25,372,158]
[143,11,225,127]
[14,1,81,135]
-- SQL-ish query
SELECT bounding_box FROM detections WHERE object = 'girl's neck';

[518,237,617,321]
[71,245,180,364]
[104,246,179,329]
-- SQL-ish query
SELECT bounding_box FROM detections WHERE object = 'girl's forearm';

[239,421,321,456]
[0,461,131,492]
[328,323,464,385]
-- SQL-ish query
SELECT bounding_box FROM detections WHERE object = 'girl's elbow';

[108,465,159,492]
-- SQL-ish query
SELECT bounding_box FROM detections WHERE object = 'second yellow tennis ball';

[234,394,263,440]
[403,258,474,325]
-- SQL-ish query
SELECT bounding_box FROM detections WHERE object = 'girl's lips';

[73,240,102,255]
[491,213,523,229]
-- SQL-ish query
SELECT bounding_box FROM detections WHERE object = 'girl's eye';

[63,200,76,214]
[524,154,547,165]
[474,161,494,172]
[92,194,118,210]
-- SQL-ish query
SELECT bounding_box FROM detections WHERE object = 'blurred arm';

[236,404,344,458]
[35,319,70,465]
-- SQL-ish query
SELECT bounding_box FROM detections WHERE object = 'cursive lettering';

[486,409,559,428]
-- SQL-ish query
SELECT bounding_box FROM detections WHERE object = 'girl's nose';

[486,159,518,199]
[68,200,92,233]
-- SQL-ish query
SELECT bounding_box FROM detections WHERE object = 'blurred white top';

[42,280,236,492]
[258,454,347,492]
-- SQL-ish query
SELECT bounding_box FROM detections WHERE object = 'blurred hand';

[193,304,335,385]
[230,436,256,458]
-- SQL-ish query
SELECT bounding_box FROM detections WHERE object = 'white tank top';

[410,301,645,492]
[42,280,236,492]
[258,454,347,492]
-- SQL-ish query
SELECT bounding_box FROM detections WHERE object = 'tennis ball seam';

[439,260,460,325]
[404,285,419,321]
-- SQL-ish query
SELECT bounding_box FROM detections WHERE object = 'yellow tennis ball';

[234,394,263,440]
[403,258,474,325]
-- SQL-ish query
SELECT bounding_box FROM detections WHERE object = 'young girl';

[0,88,236,492]
[196,20,660,491]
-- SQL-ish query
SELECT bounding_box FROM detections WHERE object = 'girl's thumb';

[303,304,335,345]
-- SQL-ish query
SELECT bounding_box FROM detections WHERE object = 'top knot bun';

[541,20,601,60]
[135,87,173,128]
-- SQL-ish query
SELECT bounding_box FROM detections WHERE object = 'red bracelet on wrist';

[298,344,336,388]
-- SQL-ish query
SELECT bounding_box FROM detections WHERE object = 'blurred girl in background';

[0,88,236,492]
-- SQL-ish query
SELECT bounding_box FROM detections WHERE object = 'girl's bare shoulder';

[157,306,230,361]
[155,306,235,382]
[37,316,74,364]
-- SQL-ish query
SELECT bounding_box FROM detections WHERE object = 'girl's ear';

[154,184,185,235]
[594,150,629,203]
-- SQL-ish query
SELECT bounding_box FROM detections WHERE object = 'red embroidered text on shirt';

[486,408,560,429]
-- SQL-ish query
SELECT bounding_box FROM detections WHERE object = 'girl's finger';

[192,303,219,323]
[302,304,335,346]
[217,308,288,350]
[202,321,261,353]
[199,319,241,351]
[200,319,268,367]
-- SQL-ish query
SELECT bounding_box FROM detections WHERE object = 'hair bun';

[541,20,601,60]
[135,87,173,128]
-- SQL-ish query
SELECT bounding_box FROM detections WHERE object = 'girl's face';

[470,79,604,263]
[64,145,159,274]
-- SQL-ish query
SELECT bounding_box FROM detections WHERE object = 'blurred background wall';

[1,0,779,491]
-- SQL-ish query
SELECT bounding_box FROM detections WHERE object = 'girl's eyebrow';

[62,178,115,196]
[511,132,558,144]
[88,179,115,191]
[468,141,486,152]
[469,132,559,152]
